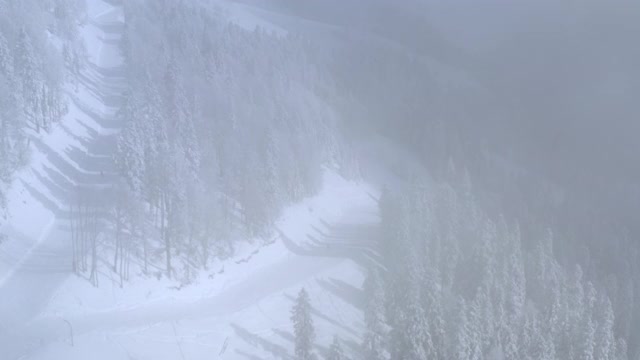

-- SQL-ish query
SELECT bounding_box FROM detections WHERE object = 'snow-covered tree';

[327,336,347,360]
[292,288,316,360]
[111,0,342,282]
[0,0,73,217]
[15,28,42,132]
[362,270,386,360]
[455,299,482,360]
[0,32,12,77]
[594,295,616,360]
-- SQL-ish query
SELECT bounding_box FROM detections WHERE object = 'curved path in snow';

[20,173,381,359]
[1,1,386,359]
[0,1,126,358]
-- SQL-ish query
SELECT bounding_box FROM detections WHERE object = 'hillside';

[1,0,639,359]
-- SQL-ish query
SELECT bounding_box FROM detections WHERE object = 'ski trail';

[19,171,379,359]
[0,1,126,358]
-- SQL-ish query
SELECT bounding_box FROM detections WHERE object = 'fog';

[274,0,640,234]
[1,0,639,359]
[274,0,640,196]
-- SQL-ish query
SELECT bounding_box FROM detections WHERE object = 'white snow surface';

[0,1,379,359]
[0,0,126,358]
[30,169,379,360]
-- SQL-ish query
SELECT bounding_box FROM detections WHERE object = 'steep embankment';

[0,0,126,358]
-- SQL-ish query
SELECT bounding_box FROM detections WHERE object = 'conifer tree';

[292,288,316,360]
[328,336,347,360]
[15,28,45,132]
[0,32,12,77]
[362,270,386,360]
[595,295,616,360]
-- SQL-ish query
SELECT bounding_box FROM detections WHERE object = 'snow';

[0,0,124,282]
[205,0,288,36]
[1,1,379,358]
[0,0,126,358]
[222,2,288,36]
[26,169,378,359]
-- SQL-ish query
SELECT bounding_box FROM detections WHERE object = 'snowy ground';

[0,0,126,358]
[0,1,382,359]
[26,170,379,360]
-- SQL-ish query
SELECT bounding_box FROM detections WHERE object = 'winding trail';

[1,1,386,359]
[0,1,126,358]
[21,171,380,359]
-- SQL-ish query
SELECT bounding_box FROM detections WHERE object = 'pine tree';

[421,268,445,360]
[404,298,432,360]
[455,299,482,360]
[163,59,199,175]
[615,338,627,360]
[263,125,281,218]
[572,282,597,360]
[292,288,316,360]
[577,312,596,360]
[116,91,146,196]
[15,28,42,132]
[519,312,554,360]
[391,261,433,360]
[0,30,14,181]
[474,282,495,352]
[362,270,386,360]
[0,32,12,77]
[594,295,616,360]
[328,336,347,360]
[505,223,526,321]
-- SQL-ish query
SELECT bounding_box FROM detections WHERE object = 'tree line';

[107,0,350,284]
[0,0,85,213]
[360,164,630,360]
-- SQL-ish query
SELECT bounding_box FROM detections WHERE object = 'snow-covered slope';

[0,1,384,359]
[26,170,379,360]
[212,0,288,36]
[0,0,126,358]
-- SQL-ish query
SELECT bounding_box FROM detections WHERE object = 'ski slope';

[25,170,379,360]
[0,1,383,359]
[0,0,126,358]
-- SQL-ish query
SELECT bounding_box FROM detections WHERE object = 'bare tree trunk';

[142,226,148,275]
[201,217,210,270]
[80,197,88,273]
[70,203,78,273]
[70,188,94,280]
[113,193,123,283]
[120,240,127,285]
[113,216,120,274]
[118,231,124,288]
[89,203,99,287]
[161,192,171,279]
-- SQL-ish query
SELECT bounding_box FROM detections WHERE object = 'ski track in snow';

[24,170,380,360]
[0,0,126,358]
[0,1,383,359]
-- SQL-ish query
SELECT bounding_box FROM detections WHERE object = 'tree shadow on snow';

[277,219,384,271]
[283,294,359,338]
[230,324,293,360]
[316,277,365,311]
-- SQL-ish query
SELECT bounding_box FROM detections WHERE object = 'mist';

[1,0,639,359]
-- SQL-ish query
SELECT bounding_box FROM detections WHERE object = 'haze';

[0,0,638,359]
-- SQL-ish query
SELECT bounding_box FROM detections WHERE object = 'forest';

[0,0,85,211]
[0,0,639,359]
